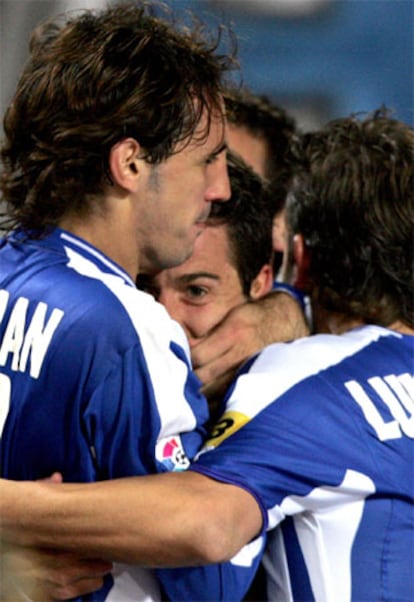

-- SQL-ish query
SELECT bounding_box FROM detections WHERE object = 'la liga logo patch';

[156,435,190,472]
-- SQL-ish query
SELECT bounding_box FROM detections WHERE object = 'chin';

[164,248,194,271]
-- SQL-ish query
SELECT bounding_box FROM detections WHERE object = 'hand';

[191,292,309,398]
[0,543,113,601]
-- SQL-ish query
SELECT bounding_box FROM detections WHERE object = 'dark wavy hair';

[209,152,274,296]
[0,1,236,231]
[224,87,297,185]
[286,109,414,328]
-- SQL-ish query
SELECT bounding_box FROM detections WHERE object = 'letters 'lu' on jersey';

[187,326,414,602]
[0,228,209,602]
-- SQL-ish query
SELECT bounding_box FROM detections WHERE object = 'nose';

[205,153,231,204]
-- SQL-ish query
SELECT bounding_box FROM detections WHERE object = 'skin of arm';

[192,290,309,398]
[0,471,263,567]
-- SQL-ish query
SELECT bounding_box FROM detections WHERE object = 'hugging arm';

[0,471,262,566]
[192,290,309,398]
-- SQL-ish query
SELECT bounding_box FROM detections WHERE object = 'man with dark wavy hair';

[0,3,232,600]
[0,2,310,600]
[1,110,412,602]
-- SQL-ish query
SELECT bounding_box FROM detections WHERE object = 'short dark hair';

[1,1,236,230]
[287,109,414,328]
[224,87,296,182]
[209,152,274,296]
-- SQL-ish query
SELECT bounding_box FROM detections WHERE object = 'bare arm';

[0,471,262,567]
[192,291,309,398]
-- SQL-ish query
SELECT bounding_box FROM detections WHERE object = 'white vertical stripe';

[64,246,197,437]
[266,470,375,602]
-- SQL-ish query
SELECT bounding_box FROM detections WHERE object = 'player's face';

[136,109,230,273]
[141,225,247,345]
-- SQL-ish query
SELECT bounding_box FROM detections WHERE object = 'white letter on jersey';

[0,290,9,323]
[0,297,64,379]
[345,373,414,441]
[0,373,11,438]
[19,303,64,379]
[371,374,414,438]
[0,297,29,371]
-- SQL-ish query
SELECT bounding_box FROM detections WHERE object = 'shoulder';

[227,326,400,418]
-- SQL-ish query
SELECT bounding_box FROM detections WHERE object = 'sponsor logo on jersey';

[203,410,251,449]
[156,435,190,471]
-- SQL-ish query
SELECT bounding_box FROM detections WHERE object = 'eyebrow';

[208,142,227,160]
[177,272,220,284]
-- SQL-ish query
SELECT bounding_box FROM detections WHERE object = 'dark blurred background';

[1,0,413,133]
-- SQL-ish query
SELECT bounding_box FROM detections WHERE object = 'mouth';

[195,206,211,227]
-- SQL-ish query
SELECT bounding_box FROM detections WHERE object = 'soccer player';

[0,3,307,600]
[2,110,412,601]
[0,3,231,600]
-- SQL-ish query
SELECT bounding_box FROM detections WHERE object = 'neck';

[59,210,140,280]
[387,321,414,336]
[312,306,414,337]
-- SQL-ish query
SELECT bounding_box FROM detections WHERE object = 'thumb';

[38,472,63,484]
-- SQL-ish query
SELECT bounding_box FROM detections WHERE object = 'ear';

[249,263,274,299]
[108,138,141,192]
[272,209,286,253]
[292,234,311,290]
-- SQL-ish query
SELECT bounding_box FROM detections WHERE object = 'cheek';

[184,304,223,340]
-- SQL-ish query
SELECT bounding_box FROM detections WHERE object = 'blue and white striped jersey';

[186,326,414,601]
[0,227,209,602]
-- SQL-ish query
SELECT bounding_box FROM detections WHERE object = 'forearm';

[0,472,261,566]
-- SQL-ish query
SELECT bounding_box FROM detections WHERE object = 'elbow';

[169,472,263,566]
[189,518,244,564]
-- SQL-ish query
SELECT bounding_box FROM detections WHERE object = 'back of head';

[287,108,414,328]
[224,87,296,182]
[1,1,236,231]
[209,152,274,295]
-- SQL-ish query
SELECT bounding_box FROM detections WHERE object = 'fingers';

[191,330,230,373]
[43,552,113,584]
[192,308,255,385]
[194,350,235,386]
[48,472,64,484]
[200,367,239,401]
[0,545,112,602]
[192,292,310,388]
[38,555,112,600]
[43,574,109,600]
[38,472,63,484]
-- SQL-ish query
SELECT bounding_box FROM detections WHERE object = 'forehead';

[227,124,268,179]
[155,225,232,284]
[176,104,226,157]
